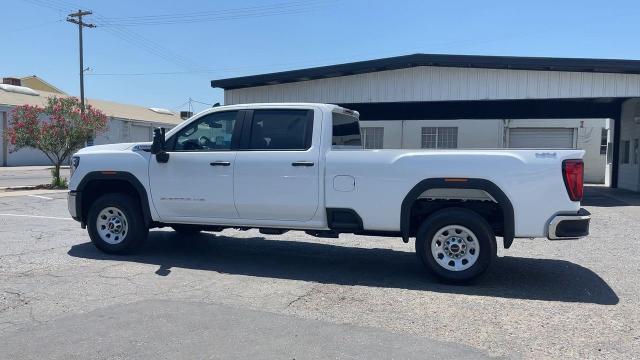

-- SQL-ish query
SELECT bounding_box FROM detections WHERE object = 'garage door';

[131,125,151,141]
[508,128,575,149]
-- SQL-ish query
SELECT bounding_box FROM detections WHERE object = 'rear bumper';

[548,208,590,240]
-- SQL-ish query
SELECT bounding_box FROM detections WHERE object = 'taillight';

[562,159,584,201]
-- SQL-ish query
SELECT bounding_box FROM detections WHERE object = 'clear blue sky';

[3,0,639,113]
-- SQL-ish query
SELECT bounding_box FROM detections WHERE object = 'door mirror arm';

[151,128,170,163]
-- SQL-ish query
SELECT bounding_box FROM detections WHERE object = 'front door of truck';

[149,110,241,222]
[234,108,320,221]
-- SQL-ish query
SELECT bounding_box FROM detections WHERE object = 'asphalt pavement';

[0,186,638,358]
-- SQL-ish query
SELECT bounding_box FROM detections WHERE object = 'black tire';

[87,193,148,254]
[415,207,496,284]
[171,224,203,236]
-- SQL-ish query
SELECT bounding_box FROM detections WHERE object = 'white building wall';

[357,118,608,183]
[0,110,6,166]
[619,99,640,191]
[401,119,504,149]
[358,121,402,148]
[225,66,640,105]
[507,118,608,183]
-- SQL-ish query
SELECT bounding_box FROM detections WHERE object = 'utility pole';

[67,10,95,114]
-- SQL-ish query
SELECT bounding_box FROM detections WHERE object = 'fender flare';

[76,171,153,226]
[400,178,515,248]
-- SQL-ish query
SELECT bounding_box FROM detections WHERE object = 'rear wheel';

[87,193,148,254]
[415,208,496,283]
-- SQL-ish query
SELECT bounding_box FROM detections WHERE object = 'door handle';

[291,161,314,167]
[210,161,231,166]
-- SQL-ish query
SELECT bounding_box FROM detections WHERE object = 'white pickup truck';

[68,103,590,282]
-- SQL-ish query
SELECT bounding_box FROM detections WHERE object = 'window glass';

[332,112,362,148]
[421,127,458,149]
[173,111,237,151]
[634,139,639,164]
[361,127,384,149]
[248,109,312,150]
[600,128,608,155]
[622,140,630,164]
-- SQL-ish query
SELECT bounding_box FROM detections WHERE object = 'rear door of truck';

[233,107,321,221]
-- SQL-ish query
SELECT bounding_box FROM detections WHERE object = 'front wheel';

[415,208,496,283]
[87,193,148,254]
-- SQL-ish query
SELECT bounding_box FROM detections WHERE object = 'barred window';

[361,127,384,149]
[421,127,458,149]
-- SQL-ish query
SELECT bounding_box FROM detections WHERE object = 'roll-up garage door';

[508,128,575,149]
[131,125,151,141]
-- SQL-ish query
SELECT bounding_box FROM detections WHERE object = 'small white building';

[0,77,183,166]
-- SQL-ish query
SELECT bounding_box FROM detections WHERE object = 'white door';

[131,124,151,141]
[509,128,575,148]
[149,111,240,221]
[234,109,320,221]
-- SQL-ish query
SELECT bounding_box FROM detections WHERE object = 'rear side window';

[247,109,313,150]
[332,112,362,148]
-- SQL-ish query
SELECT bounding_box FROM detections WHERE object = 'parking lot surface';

[0,186,638,359]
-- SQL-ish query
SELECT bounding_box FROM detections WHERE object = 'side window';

[172,111,238,151]
[247,109,312,150]
[332,112,362,148]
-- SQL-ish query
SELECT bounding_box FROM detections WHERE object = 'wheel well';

[77,171,153,227]
[409,198,504,238]
[81,179,141,223]
[400,179,515,248]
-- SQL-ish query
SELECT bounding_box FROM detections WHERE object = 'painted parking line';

[0,213,73,221]
[27,194,54,200]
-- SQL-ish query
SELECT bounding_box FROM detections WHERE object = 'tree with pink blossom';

[6,97,108,187]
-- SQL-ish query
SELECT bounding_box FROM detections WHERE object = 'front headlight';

[70,156,80,177]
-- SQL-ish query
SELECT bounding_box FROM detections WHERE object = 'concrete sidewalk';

[0,166,70,188]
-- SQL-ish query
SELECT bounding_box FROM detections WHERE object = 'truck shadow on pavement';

[68,231,619,305]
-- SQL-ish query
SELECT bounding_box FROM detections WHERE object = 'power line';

[21,0,206,72]
[94,1,335,27]
[98,0,328,21]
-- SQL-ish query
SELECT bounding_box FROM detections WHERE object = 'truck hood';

[75,142,150,154]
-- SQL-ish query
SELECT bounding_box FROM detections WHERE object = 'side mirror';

[151,128,170,163]
[151,128,164,154]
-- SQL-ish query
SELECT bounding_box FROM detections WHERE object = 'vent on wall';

[2,77,21,86]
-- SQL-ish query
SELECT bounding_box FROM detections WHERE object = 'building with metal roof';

[212,53,640,192]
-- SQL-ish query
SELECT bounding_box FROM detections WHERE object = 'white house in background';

[0,77,184,167]
[358,118,609,184]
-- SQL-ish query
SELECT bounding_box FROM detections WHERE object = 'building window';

[635,139,639,165]
[361,127,384,149]
[622,140,630,164]
[600,128,608,155]
[421,127,458,149]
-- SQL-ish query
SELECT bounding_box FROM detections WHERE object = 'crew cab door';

[234,108,320,221]
[149,110,241,221]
